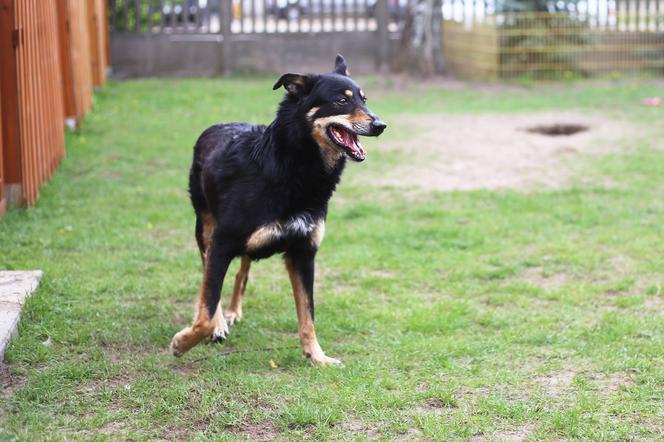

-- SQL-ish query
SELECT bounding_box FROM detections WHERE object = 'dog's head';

[273,54,386,163]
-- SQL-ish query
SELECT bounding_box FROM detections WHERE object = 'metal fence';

[109,0,401,76]
[442,0,664,79]
[109,0,412,33]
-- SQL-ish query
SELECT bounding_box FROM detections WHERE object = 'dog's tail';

[188,157,207,215]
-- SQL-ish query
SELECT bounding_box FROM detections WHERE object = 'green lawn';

[1,78,663,441]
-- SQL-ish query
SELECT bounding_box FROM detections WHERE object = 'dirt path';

[365,112,634,191]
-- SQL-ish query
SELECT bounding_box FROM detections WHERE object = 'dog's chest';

[245,213,325,256]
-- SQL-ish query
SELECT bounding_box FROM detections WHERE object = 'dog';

[170,55,386,365]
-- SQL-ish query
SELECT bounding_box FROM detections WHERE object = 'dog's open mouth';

[327,125,366,161]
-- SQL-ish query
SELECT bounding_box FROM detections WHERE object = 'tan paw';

[308,352,343,366]
[210,319,229,343]
[170,328,191,357]
[224,310,242,327]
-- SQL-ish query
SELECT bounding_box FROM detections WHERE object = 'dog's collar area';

[327,125,366,162]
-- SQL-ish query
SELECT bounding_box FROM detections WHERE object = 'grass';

[1,77,663,440]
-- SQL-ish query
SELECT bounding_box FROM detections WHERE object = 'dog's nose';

[371,119,387,135]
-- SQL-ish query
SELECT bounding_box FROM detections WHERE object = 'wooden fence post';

[221,0,233,75]
[0,84,4,217]
[0,0,22,205]
[376,0,389,70]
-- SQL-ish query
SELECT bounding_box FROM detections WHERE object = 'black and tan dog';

[170,55,386,365]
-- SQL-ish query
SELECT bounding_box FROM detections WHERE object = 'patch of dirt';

[230,420,280,441]
[395,427,425,441]
[470,425,533,442]
[535,369,577,397]
[644,295,664,315]
[368,112,632,191]
[0,366,26,399]
[519,267,570,291]
[341,418,381,438]
[594,372,636,393]
[413,398,457,417]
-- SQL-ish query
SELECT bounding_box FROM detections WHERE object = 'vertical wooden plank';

[1,0,66,208]
[97,0,108,84]
[57,0,76,119]
[0,74,4,216]
[0,0,22,200]
[104,0,111,64]
[89,0,102,86]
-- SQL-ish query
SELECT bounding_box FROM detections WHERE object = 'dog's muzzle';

[370,118,387,136]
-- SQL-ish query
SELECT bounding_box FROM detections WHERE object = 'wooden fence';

[0,0,109,214]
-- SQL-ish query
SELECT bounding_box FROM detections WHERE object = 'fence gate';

[109,0,407,76]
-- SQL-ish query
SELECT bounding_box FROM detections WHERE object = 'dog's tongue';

[334,127,366,158]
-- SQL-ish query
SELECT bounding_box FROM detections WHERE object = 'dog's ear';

[333,54,349,76]
[272,73,317,96]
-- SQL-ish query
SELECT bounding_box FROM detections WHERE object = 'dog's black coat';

[188,55,385,329]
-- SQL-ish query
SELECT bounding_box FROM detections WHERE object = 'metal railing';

[109,0,408,33]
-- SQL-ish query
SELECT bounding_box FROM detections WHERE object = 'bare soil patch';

[368,112,633,191]
[0,366,26,399]
[535,369,577,397]
[519,267,571,291]
[230,420,281,441]
[341,418,381,438]
[470,425,533,442]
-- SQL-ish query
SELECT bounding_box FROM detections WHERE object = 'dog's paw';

[210,320,229,343]
[308,352,343,366]
[224,310,242,327]
[170,329,189,357]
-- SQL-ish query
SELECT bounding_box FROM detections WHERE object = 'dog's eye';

[335,97,348,106]
[362,96,367,103]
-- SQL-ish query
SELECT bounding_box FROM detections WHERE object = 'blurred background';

[0,0,662,208]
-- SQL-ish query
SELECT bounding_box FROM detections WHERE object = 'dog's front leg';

[171,235,233,356]
[284,249,341,366]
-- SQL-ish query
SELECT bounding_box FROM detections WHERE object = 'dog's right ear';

[272,73,317,96]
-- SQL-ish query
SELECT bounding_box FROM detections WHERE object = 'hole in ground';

[526,123,589,136]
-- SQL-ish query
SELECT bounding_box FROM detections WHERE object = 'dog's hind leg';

[171,234,233,356]
[284,250,341,366]
[224,255,250,327]
[196,211,216,268]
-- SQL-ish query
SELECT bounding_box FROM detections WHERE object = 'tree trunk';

[395,0,443,75]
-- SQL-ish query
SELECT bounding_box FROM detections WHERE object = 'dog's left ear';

[333,54,350,76]
[272,73,317,96]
